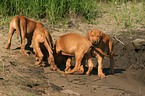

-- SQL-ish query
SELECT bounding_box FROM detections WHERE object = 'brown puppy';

[32,26,56,69]
[86,29,114,78]
[5,15,43,55]
[54,33,109,77]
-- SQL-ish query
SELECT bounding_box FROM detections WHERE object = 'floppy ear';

[86,30,92,40]
[100,31,105,39]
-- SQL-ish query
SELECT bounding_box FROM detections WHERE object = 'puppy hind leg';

[44,41,56,70]
[20,21,28,55]
[65,51,85,74]
[86,54,94,75]
[65,57,72,72]
[33,41,43,66]
[108,40,114,73]
[107,47,114,74]
[20,35,28,55]
[76,57,86,74]
[25,39,32,48]
[34,49,39,61]
[34,47,43,66]
[109,55,114,74]
[5,27,15,49]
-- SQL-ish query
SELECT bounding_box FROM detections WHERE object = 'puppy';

[54,33,109,77]
[5,15,43,55]
[86,29,114,78]
[32,26,55,69]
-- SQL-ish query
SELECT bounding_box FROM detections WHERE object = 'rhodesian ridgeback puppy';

[32,27,66,77]
[54,33,109,77]
[5,15,43,55]
[32,26,56,69]
[86,29,114,78]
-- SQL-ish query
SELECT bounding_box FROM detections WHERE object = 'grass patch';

[0,0,97,24]
[111,1,145,34]
[0,0,144,34]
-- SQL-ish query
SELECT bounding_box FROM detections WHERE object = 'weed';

[9,87,14,96]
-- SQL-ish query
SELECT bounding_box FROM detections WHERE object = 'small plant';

[9,87,15,96]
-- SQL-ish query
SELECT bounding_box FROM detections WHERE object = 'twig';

[129,64,134,69]
[114,35,125,46]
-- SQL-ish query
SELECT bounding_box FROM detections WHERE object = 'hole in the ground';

[135,49,140,53]
[27,83,40,88]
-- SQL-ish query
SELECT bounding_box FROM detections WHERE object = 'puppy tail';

[109,40,114,56]
[92,46,109,57]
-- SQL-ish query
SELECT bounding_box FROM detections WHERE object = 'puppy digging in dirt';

[54,33,109,78]
[86,29,114,77]
[32,26,56,70]
[5,15,43,55]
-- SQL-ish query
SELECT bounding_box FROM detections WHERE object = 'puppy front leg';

[20,37,28,55]
[65,51,84,74]
[97,56,105,78]
[86,56,94,75]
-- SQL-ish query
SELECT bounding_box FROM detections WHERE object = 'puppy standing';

[86,29,114,78]
[5,15,43,55]
[32,26,56,69]
[54,33,109,76]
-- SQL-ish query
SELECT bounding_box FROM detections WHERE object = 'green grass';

[0,0,144,34]
[0,0,97,24]
[111,1,145,34]
[9,87,15,96]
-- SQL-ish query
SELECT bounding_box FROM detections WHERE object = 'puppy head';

[86,29,104,44]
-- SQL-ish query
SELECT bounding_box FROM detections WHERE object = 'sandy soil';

[0,16,145,96]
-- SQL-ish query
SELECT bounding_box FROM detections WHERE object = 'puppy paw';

[5,46,10,49]
[22,51,29,56]
[65,71,70,74]
[77,68,84,74]
[35,62,40,66]
[40,64,45,67]
[65,68,71,72]
[50,65,57,71]
[98,73,105,78]
[35,57,39,60]
[86,71,90,75]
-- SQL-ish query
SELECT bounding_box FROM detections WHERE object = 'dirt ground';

[0,16,145,96]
